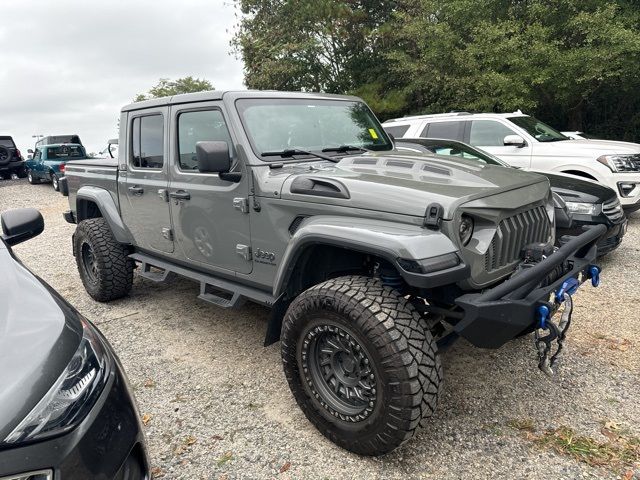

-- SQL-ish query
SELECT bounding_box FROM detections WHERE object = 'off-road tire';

[281,276,442,456]
[74,218,134,302]
[27,170,37,184]
[52,174,60,191]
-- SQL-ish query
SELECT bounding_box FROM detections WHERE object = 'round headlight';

[459,215,474,246]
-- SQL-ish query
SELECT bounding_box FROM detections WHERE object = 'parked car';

[25,143,89,191]
[394,138,627,256]
[0,136,27,179]
[383,111,640,211]
[0,208,149,479]
[60,90,605,455]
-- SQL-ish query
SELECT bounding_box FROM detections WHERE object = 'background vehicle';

[383,112,640,211]
[61,91,603,456]
[0,208,149,479]
[0,136,27,180]
[561,131,599,140]
[34,134,83,149]
[395,138,627,256]
[25,143,89,191]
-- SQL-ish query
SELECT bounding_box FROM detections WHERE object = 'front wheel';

[281,276,442,456]
[52,174,60,191]
[27,170,37,184]
[74,217,134,301]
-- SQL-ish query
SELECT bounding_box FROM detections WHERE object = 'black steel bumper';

[454,225,606,349]
[0,352,149,480]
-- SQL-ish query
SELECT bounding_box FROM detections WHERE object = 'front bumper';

[0,350,149,480]
[454,224,606,349]
[600,172,640,208]
[557,215,627,256]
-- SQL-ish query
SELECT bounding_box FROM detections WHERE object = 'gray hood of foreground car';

[0,244,81,441]
[279,151,549,219]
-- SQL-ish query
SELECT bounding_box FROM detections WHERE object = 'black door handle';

[169,190,191,200]
[128,186,144,195]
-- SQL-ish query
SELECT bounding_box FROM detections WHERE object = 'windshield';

[508,116,568,142]
[236,98,392,158]
[46,145,86,159]
[430,144,508,166]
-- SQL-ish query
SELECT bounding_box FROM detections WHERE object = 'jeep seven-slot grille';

[484,206,551,272]
[602,198,624,222]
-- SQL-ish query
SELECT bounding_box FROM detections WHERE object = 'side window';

[421,121,465,140]
[131,114,164,168]
[384,124,411,138]
[177,109,232,171]
[34,149,42,160]
[469,120,516,146]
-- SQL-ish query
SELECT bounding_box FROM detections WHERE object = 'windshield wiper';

[321,145,368,154]
[261,148,339,163]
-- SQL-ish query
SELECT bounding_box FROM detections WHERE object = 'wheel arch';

[76,186,133,244]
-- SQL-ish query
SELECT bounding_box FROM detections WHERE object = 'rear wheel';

[52,174,60,191]
[281,276,442,456]
[74,218,134,301]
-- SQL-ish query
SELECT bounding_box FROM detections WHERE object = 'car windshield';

[236,98,392,159]
[429,143,508,166]
[508,116,568,142]
[47,145,85,159]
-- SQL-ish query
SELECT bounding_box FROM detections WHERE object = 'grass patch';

[532,426,640,473]
[507,418,536,432]
[217,451,233,467]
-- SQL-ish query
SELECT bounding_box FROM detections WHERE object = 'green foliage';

[233,0,640,140]
[134,76,214,102]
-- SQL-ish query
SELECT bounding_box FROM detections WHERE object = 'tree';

[233,0,640,140]
[134,76,214,101]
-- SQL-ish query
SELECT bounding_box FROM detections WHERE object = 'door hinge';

[158,188,169,202]
[236,244,252,261]
[161,227,173,241]
[233,197,249,214]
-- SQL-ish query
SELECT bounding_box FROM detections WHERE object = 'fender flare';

[272,215,462,297]
[76,186,133,244]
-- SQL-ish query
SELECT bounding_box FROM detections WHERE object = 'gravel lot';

[2,178,639,479]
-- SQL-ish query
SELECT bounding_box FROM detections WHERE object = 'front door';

[119,108,174,253]
[168,102,252,274]
[467,119,533,168]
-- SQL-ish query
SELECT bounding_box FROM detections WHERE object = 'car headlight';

[2,318,110,446]
[458,215,474,246]
[597,154,640,173]
[565,201,599,216]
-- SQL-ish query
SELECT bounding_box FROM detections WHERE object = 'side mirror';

[28,149,34,154]
[503,135,526,148]
[1,208,44,246]
[196,141,231,173]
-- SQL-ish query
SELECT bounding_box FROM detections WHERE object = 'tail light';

[59,163,66,172]
[15,148,22,160]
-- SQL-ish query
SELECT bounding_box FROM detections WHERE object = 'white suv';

[383,112,640,211]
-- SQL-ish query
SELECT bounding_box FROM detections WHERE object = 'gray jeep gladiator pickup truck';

[60,91,604,455]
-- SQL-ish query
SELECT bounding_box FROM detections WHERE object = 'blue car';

[25,143,89,191]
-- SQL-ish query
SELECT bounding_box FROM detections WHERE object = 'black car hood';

[0,244,82,442]
[540,171,617,203]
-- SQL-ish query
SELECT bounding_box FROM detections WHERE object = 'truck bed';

[64,159,119,211]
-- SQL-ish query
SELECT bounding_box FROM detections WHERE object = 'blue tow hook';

[536,304,550,330]
[589,265,600,287]
[555,277,580,304]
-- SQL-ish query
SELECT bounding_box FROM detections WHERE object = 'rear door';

[466,119,532,168]
[167,102,252,274]
[119,108,174,253]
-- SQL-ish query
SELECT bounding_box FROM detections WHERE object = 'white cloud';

[0,0,245,154]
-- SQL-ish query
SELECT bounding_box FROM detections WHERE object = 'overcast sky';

[0,0,245,154]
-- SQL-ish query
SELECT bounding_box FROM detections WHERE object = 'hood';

[533,139,640,158]
[0,245,81,440]
[539,171,618,204]
[279,151,549,219]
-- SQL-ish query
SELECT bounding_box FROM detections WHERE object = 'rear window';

[384,124,411,138]
[0,138,15,148]
[46,145,85,159]
[421,121,465,141]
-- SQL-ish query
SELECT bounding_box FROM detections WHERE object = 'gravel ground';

[2,178,639,479]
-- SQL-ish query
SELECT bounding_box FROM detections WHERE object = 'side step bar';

[129,252,276,309]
